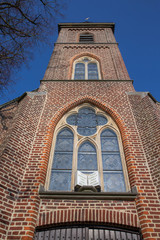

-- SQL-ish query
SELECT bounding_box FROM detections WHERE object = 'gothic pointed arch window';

[47,104,129,192]
[72,56,101,80]
[49,128,74,191]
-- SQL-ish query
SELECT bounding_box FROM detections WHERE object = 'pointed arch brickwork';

[44,96,135,187]
[69,52,104,79]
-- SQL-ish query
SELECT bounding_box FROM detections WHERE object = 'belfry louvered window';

[73,57,100,80]
[48,104,129,192]
[79,33,94,42]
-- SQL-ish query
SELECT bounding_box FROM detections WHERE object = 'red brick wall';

[0,102,18,155]
[0,93,46,239]
[0,80,159,239]
[128,93,160,199]
[0,24,160,240]
[43,26,130,81]
[57,28,116,43]
[43,44,130,81]
[37,207,139,228]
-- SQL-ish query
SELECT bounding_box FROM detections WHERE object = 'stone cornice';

[40,79,133,83]
[58,22,115,33]
[55,42,118,45]
[39,185,138,200]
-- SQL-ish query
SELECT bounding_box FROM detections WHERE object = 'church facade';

[0,22,160,239]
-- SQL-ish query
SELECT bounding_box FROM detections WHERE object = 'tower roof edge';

[58,22,115,33]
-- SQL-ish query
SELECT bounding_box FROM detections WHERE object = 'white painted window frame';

[72,56,101,80]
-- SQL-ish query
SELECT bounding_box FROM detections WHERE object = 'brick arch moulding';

[40,97,136,192]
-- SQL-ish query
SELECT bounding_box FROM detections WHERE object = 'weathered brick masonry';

[0,23,160,239]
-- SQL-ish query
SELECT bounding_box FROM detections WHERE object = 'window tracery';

[47,104,129,192]
[72,57,101,80]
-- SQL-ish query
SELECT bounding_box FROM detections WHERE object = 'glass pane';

[66,114,77,125]
[101,138,119,152]
[77,112,97,127]
[77,127,97,136]
[66,107,108,136]
[78,108,96,136]
[79,141,96,152]
[102,154,122,170]
[50,128,73,191]
[74,63,85,80]
[55,138,73,151]
[101,128,126,192]
[53,153,73,169]
[88,63,99,80]
[78,154,97,170]
[101,129,116,137]
[97,115,108,125]
[78,141,97,170]
[49,171,71,191]
[77,107,97,136]
[103,172,126,192]
[58,128,73,137]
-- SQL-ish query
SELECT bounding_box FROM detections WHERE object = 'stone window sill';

[39,185,138,200]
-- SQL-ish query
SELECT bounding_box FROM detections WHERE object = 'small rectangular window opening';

[79,34,94,43]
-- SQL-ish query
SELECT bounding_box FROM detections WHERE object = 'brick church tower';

[0,22,160,239]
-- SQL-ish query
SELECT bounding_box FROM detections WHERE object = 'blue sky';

[1,0,160,104]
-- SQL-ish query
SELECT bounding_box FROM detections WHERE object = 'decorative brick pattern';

[37,209,140,228]
[0,102,18,155]
[43,44,130,81]
[129,93,160,198]
[58,27,116,43]
[0,23,160,240]
[1,80,159,239]
[43,25,130,81]
[0,94,46,239]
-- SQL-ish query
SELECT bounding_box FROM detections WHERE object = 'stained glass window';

[101,129,126,192]
[66,107,108,136]
[88,63,99,80]
[74,63,85,80]
[73,57,100,80]
[49,105,128,192]
[49,128,73,191]
[78,141,97,171]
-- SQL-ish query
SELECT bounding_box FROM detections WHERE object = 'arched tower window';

[72,56,100,80]
[47,104,129,192]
